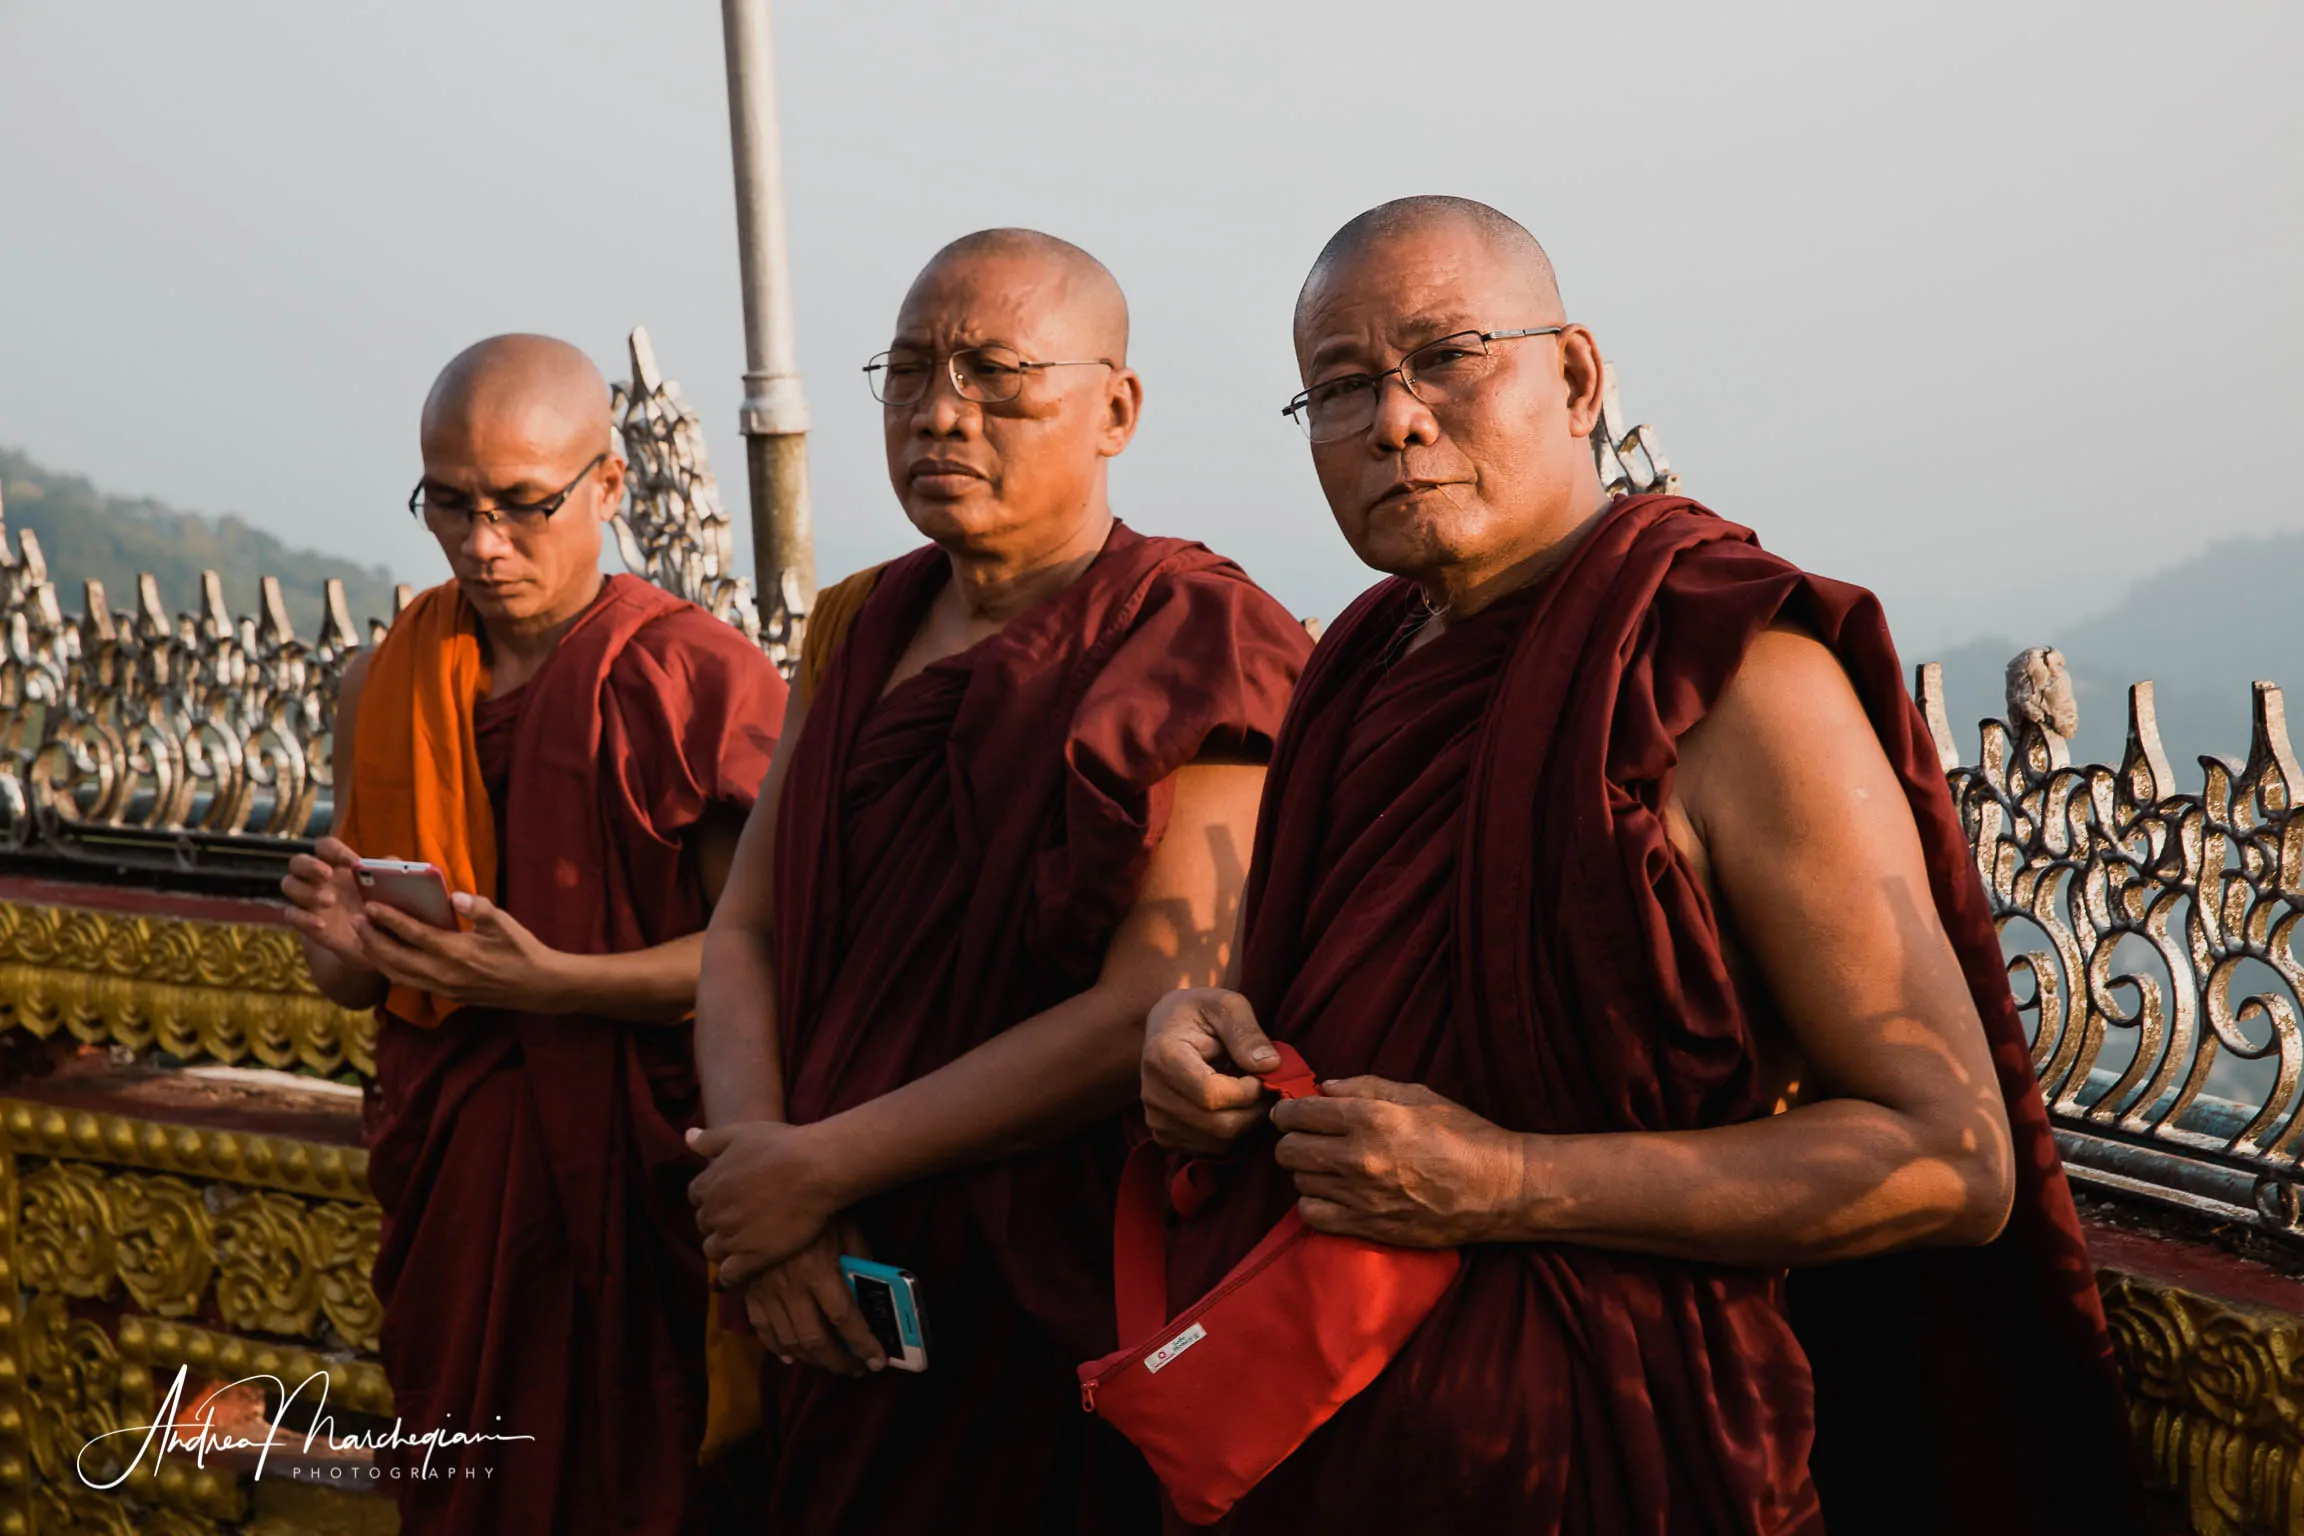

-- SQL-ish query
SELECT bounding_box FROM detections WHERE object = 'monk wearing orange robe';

[1143,199,2140,1533]
[687,230,1312,1533]
[281,335,785,1535]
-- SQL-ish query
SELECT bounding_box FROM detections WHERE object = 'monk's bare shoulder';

[332,649,375,807]
[339,646,375,706]
[1664,622,1897,1110]
[335,649,374,747]
[1674,622,1880,837]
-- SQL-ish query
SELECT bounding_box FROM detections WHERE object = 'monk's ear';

[1559,327,1606,442]
[1096,367,1144,459]
[594,455,629,523]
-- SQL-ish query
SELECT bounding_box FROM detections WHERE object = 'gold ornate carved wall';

[0,893,388,1533]
[0,1111,388,1533]
[0,900,374,1080]
[2103,1269,2304,1536]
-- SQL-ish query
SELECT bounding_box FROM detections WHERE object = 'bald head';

[414,334,624,634]
[1286,196,1607,599]
[882,229,1143,559]
[421,333,614,458]
[909,228,1130,363]
[1296,196,1562,335]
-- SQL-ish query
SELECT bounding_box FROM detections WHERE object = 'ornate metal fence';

[1921,654,2304,1238]
[0,550,370,877]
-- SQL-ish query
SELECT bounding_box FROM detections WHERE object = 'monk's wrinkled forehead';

[421,333,612,456]
[895,228,1130,365]
[1293,198,1563,369]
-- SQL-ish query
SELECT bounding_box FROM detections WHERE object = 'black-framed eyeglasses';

[863,344,1114,407]
[1281,327,1567,444]
[408,452,608,528]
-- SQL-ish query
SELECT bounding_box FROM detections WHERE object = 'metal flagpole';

[719,0,815,640]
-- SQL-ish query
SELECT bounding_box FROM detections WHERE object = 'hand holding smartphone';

[352,858,459,929]
[840,1257,929,1372]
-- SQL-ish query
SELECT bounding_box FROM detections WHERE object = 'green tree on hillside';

[0,447,405,638]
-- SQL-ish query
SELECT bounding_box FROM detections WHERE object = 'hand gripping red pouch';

[1077,1044,1462,1525]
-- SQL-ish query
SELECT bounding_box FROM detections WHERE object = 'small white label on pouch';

[1144,1323,1207,1375]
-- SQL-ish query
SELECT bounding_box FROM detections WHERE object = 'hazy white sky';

[3,1,2297,653]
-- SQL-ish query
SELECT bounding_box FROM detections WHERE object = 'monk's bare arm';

[693,692,807,1126]
[1273,627,2015,1265]
[283,650,388,1011]
[693,761,1264,1288]
[1504,629,2015,1263]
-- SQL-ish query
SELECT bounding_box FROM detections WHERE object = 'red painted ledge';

[0,872,291,927]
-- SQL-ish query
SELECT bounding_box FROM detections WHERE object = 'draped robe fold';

[1164,497,2138,1535]
[765,523,1311,1534]
[357,575,785,1535]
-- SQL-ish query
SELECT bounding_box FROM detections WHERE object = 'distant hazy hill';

[0,448,404,639]
[1926,532,2304,772]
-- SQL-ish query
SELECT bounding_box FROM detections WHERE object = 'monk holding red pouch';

[1140,199,2141,1534]
[281,334,785,1535]
[686,230,1311,1533]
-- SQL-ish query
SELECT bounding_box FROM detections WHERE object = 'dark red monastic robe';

[362,576,785,1535]
[766,523,1310,1534]
[1164,497,2139,1534]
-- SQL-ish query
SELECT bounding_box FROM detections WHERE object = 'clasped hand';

[1142,987,1531,1247]
[688,1122,888,1375]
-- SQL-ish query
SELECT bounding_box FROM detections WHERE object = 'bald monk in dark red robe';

[1143,199,2141,1534]
[280,334,785,1534]
[687,230,1311,1533]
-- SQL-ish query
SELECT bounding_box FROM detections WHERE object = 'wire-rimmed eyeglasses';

[409,452,607,529]
[864,344,1114,407]
[1282,328,1567,444]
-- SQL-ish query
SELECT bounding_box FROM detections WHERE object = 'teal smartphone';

[839,1256,929,1372]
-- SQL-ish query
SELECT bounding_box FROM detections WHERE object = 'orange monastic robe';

[343,575,785,1535]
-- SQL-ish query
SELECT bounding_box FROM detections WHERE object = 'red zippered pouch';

[1077,1044,1461,1525]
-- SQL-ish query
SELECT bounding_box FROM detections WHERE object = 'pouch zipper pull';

[1080,1378,1098,1413]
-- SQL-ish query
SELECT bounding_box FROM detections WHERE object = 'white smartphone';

[352,858,458,929]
